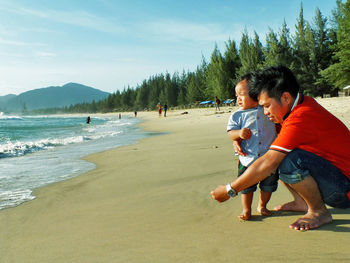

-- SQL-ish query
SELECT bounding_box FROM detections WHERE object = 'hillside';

[0,94,16,105]
[0,83,110,112]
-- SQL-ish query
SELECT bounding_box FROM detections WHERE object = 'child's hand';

[233,140,247,156]
[239,128,252,140]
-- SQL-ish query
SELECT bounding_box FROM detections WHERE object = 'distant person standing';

[163,104,168,117]
[134,111,137,117]
[157,102,163,117]
[215,96,221,111]
[86,116,91,124]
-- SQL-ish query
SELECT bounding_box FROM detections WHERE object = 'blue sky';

[0,0,337,96]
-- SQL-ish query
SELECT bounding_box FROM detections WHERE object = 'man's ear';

[281,92,293,106]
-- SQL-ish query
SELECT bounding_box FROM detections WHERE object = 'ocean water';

[0,113,149,210]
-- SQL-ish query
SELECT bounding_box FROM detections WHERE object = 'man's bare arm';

[211,150,286,202]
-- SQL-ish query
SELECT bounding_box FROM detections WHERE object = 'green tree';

[239,29,264,76]
[264,28,280,66]
[321,0,350,92]
[264,21,293,68]
[205,44,227,99]
[176,70,187,106]
[312,8,333,97]
[223,39,241,98]
[135,81,150,110]
[292,4,308,91]
[186,58,207,103]
[278,20,294,67]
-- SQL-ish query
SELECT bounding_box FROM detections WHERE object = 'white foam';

[0,115,23,120]
[0,189,35,209]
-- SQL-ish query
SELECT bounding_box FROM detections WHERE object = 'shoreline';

[0,114,146,211]
[1,97,350,262]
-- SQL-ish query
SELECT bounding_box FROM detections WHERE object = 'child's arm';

[228,128,251,157]
[227,128,252,141]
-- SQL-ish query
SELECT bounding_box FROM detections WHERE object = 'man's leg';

[275,182,308,212]
[283,176,332,231]
[277,149,350,230]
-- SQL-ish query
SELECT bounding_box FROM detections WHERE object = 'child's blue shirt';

[227,106,276,167]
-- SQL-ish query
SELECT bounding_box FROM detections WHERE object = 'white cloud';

[34,51,57,58]
[0,1,125,33]
[0,38,45,47]
[145,19,241,43]
[6,4,125,34]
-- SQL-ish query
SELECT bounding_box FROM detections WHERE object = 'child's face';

[235,80,258,110]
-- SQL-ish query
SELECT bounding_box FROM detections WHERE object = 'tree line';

[37,0,350,114]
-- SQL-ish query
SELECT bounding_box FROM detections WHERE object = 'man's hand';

[239,128,252,140]
[233,140,247,156]
[210,185,230,202]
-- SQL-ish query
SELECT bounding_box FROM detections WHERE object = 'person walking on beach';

[227,74,278,220]
[163,103,168,117]
[211,65,350,231]
[215,96,220,111]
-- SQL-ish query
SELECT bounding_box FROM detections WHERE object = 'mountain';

[0,83,110,112]
[0,94,16,105]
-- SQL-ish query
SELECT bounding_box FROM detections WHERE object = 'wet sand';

[0,97,349,262]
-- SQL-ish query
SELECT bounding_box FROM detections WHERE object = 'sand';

[1,97,350,262]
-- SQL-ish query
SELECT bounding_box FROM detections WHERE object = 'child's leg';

[236,161,256,220]
[258,171,279,216]
[239,192,254,220]
[258,191,272,216]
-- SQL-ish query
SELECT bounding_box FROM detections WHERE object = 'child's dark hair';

[239,73,258,102]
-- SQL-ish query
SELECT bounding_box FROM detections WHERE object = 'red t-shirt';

[270,95,350,178]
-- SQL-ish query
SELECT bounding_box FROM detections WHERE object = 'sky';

[0,0,338,96]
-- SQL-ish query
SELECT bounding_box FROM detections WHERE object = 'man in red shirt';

[211,66,350,231]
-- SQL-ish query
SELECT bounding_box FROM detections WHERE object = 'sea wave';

[0,115,23,120]
[0,137,81,158]
[0,130,124,158]
[0,189,35,210]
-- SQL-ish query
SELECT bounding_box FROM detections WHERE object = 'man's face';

[258,91,291,123]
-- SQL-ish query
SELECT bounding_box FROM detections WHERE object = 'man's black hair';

[250,65,300,102]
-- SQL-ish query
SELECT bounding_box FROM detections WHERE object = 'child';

[227,74,278,220]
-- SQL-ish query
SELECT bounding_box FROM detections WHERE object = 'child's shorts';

[237,161,279,194]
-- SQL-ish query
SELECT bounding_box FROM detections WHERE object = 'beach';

[1,97,350,262]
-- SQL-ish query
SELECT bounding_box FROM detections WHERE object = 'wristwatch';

[226,183,237,198]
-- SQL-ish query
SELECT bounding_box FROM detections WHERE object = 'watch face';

[228,189,236,197]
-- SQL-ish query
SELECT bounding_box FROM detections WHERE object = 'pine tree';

[223,39,241,98]
[205,44,227,99]
[278,20,293,67]
[187,58,207,103]
[264,22,293,68]
[321,0,350,92]
[292,3,313,93]
[312,8,333,97]
[239,29,264,76]
[264,28,280,66]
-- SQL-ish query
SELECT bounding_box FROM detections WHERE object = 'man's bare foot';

[289,210,332,231]
[257,207,272,216]
[238,211,251,220]
[275,200,308,212]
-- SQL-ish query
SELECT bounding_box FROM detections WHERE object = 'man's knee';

[278,149,310,184]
